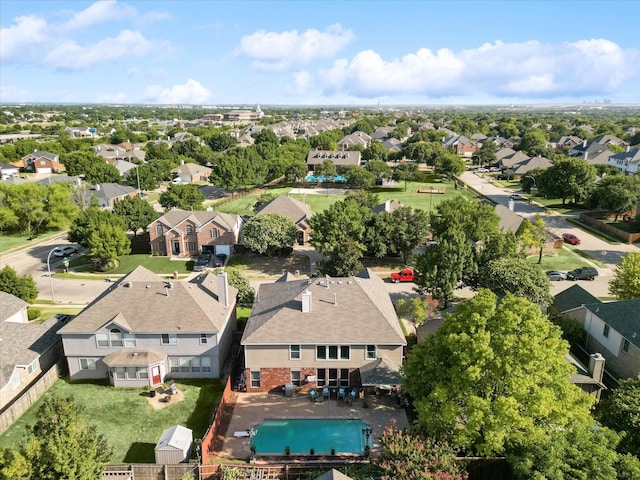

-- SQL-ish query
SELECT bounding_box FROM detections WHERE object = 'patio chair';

[322,386,330,400]
[346,389,358,405]
[337,386,346,400]
[309,388,320,403]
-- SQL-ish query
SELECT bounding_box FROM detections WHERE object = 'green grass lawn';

[0,231,64,254]
[526,247,600,271]
[0,378,223,463]
[108,255,193,275]
[529,196,586,214]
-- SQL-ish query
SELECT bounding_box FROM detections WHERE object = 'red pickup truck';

[390,269,414,283]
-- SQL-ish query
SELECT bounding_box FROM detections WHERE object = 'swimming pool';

[250,418,371,455]
[306,174,346,182]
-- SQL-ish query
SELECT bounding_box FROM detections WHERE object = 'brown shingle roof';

[151,209,239,233]
[256,195,313,225]
[242,269,405,346]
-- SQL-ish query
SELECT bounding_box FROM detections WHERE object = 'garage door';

[215,245,231,256]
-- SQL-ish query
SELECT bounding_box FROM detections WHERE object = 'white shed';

[154,425,193,464]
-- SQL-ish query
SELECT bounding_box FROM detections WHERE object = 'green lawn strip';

[236,306,251,331]
[28,306,84,321]
[0,230,64,254]
[525,248,593,271]
[0,378,223,463]
[109,255,193,275]
[528,196,586,215]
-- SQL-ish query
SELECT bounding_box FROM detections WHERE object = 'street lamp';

[46,247,57,302]
[135,164,141,195]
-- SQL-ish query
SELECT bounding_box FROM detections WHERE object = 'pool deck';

[217,391,408,460]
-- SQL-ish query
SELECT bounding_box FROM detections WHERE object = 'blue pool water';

[306,174,346,182]
[250,418,371,455]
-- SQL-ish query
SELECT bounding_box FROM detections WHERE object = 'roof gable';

[584,299,640,348]
[552,284,601,313]
[256,195,313,224]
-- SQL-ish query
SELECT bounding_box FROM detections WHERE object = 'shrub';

[27,307,41,321]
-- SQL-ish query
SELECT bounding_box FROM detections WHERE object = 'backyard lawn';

[0,378,223,463]
[526,246,598,271]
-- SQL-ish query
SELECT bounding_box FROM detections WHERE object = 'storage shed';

[154,425,193,464]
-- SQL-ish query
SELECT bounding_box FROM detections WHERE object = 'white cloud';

[322,39,640,99]
[60,0,137,32]
[286,70,314,96]
[0,83,32,102]
[238,23,355,70]
[0,15,48,61]
[44,30,156,70]
[145,79,213,104]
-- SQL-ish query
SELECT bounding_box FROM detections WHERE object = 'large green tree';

[518,129,548,156]
[588,175,640,221]
[389,207,430,263]
[403,290,593,457]
[87,222,131,268]
[241,213,297,256]
[596,376,640,457]
[318,236,366,277]
[159,184,205,210]
[68,208,126,248]
[393,162,420,191]
[609,252,640,300]
[112,196,158,236]
[0,396,111,480]
[539,157,597,204]
[0,266,38,303]
[475,257,553,305]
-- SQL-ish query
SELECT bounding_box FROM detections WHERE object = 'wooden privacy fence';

[104,464,198,480]
[0,362,60,435]
[579,211,640,243]
[201,377,235,464]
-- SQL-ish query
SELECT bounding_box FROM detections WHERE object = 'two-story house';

[241,269,406,393]
[607,147,640,176]
[306,150,362,172]
[148,209,243,258]
[16,150,61,173]
[57,267,237,387]
[255,195,313,245]
[90,182,138,208]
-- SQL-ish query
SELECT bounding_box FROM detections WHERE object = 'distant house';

[170,163,213,184]
[0,162,19,180]
[569,141,615,166]
[494,204,525,234]
[549,135,583,152]
[607,147,640,176]
[497,151,530,171]
[306,150,362,172]
[65,126,94,138]
[0,292,63,410]
[381,138,403,153]
[371,126,394,141]
[16,150,61,173]
[148,208,243,257]
[255,195,313,245]
[57,267,237,387]
[442,134,477,157]
[512,156,553,176]
[241,269,406,393]
[337,131,371,150]
[90,183,138,208]
[551,285,640,380]
[372,199,402,215]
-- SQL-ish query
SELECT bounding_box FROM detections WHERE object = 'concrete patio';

[216,391,408,460]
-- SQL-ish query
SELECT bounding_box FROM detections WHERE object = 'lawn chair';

[337,386,346,400]
[309,388,320,403]
[322,386,330,400]
[345,389,358,406]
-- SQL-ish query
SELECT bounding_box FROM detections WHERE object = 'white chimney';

[325,274,330,288]
[626,145,630,152]
[95,184,101,191]
[217,271,229,307]
[385,199,391,212]
[588,352,605,385]
[302,290,312,313]
[583,140,587,148]
[584,152,588,161]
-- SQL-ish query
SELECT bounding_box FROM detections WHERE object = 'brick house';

[148,209,243,258]
[255,195,313,245]
[17,150,61,173]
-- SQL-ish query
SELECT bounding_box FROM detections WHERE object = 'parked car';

[193,254,211,272]
[546,270,567,281]
[171,177,183,184]
[390,269,414,283]
[562,233,581,245]
[567,267,598,281]
[477,168,489,173]
[52,245,78,257]
[509,193,523,200]
[496,173,512,180]
[55,314,71,323]
[489,166,501,172]
[213,253,228,268]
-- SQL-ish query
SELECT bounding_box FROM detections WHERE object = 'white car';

[477,168,489,173]
[53,245,78,257]
[509,193,522,200]
[489,166,501,172]
[171,177,183,184]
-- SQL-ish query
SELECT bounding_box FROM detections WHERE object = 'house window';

[161,334,178,345]
[27,360,38,374]
[328,368,338,387]
[169,356,209,374]
[603,324,610,338]
[316,345,350,360]
[187,241,196,252]
[201,356,211,373]
[96,333,109,347]
[290,345,301,360]
[126,367,137,379]
[180,357,191,372]
[124,334,136,348]
[316,368,326,386]
[291,370,301,386]
[366,345,377,360]
[186,225,194,234]
[138,369,148,379]
[170,357,180,373]
[80,358,97,371]
[115,367,125,379]
[250,371,260,388]
[159,240,166,253]
[340,368,350,387]
[110,328,123,347]
[191,357,201,372]
[156,224,163,235]
[200,334,208,345]
[623,339,630,353]
[210,228,219,239]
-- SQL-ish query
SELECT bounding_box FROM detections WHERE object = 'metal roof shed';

[154,425,193,464]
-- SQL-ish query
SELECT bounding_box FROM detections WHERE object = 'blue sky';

[1,0,639,105]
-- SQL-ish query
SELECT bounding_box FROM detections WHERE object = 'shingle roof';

[91,183,137,200]
[242,270,405,346]
[0,291,29,320]
[372,199,402,214]
[552,284,601,314]
[306,150,361,167]
[513,156,552,174]
[151,209,239,233]
[171,163,213,176]
[0,316,61,386]
[315,469,353,480]
[256,195,313,225]
[58,266,237,335]
[584,299,640,349]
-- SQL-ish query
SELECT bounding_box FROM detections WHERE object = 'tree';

[84,160,121,185]
[375,420,468,480]
[518,129,548,156]
[430,197,499,242]
[343,165,375,188]
[396,297,428,326]
[476,141,497,166]
[210,147,267,190]
[393,162,419,191]
[68,208,126,248]
[362,143,389,163]
[609,252,640,300]
[0,395,111,480]
[390,207,430,263]
[0,266,38,303]
[112,196,159,236]
[464,232,521,289]
[475,257,553,305]
[87,222,131,268]
[364,159,392,181]
[597,376,640,457]
[539,158,597,204]
[213,266,254,304]
[241,213,297,256]
[434,152,466,177]
[403,290,593,457]
[318,237,366,277]
[314,159,337,179]
[518,214,546,263]
[588,175,640,221]
[252,128,279,145]
[159,184,205,210]
[207,132,237,152]
[308,198,369,255]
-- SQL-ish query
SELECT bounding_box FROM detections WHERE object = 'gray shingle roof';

[242,270,405,346]
[151,209,240,233]
[495,204,525,234]
[91,183,137,200]
[256,195,313,225]
[0,316,61,386]
[306,150,361,167]
[0,291,29,320]
[552,284,601,314]
[171,163,212,176]
[584,299,640,349]
[58,266,237,335]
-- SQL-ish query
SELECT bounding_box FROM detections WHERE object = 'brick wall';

[586,336,640,380]
[245,366,359,393]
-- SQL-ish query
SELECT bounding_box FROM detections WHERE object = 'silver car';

[546,270,566,281]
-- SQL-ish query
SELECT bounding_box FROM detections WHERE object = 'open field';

[0,378,223,463]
